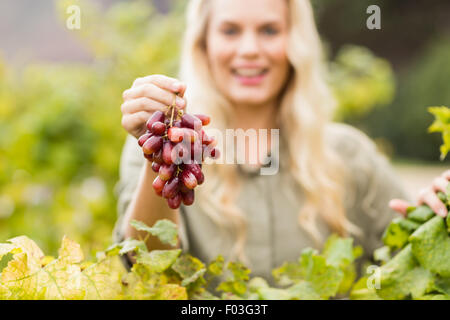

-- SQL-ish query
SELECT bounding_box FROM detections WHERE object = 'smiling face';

[205,0,291,108]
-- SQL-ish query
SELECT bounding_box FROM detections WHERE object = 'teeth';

[234,69,265,77]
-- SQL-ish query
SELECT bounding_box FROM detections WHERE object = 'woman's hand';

[121,75,187,139]
[389,169,450,218]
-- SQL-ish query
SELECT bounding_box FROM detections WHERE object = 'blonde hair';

[178,0,360,263]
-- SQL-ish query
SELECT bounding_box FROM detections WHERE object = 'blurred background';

[0,0,448,257]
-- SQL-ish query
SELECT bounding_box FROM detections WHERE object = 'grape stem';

[169,105,175,127]
[168,94,179,128]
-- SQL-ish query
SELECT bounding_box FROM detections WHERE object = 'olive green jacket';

[113,123,411,285]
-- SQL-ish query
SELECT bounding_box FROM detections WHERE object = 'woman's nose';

[237,31,260,58]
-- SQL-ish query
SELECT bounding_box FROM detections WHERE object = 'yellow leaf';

[58,236,84,264]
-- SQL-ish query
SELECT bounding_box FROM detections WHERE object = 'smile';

[231,68,269,85]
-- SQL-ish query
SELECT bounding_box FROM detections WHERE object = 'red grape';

[152,176,165,194]
[181,114,202,131]
[180,170,197,190]
[143,136,163,155]
[184,163,204,185]
[162,176,179,199]
[162,141,174,165]
[138,132,152,147]
[168,127,184,143]
[194,114,210,126]
[159,164,176,181]
[167,192,182,209]
[152,149,163,164]
[151,162,161,173]
[146,111,165,131]
[151,121,166,135]
[181,189,195,206]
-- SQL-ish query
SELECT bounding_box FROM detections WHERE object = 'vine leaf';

[130,219,178,247]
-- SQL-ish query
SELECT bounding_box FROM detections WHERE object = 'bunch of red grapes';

[137,104,219,209]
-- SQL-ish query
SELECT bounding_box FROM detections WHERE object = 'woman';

[115,0,449,284]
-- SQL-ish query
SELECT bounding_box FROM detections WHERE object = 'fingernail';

[176,96,185,108]
[438,208,448,217]
[172,82,181,92]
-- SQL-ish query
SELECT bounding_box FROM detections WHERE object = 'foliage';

[0,218,362,300]
[428,106,450,160]
[361,37,450,161]
[330,45,395,122]
[351,186,450,300]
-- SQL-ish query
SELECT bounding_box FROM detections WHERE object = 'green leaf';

[428,106,450,160]
[382,218,412,250]
[130,219,178,247]
[297,250,343,299]
[207,255,224,277]
[286,281,322,300]
[272,262,303,286]
[152,284,187,300]
[136,249,181,273]
[171,254,206,287]
[216,261,251,297]
[217,280,247,297]
[0,253,14,274]
[227,261,251,282]
[434,277,450,296]
[118,239,147,255]
[322,235,361,294]
[190,290,220,300]
[407,205,435,223]
[409,216,450,277]
[378,244,434,300]
[323,235,355,268]
[373,246,391,264]
[398,219,421,233]
[256,287,292,300]
[349,276,382,300]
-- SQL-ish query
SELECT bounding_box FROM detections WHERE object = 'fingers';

[418,187,448,218]
[442,169,450,180]
[132,74,185,95]
[121,97,167,115]
[432,176,449,194]
[123,83,186,109]
[389,199,410,217]
[121,111,152,137]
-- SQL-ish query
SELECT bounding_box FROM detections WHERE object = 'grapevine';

[137,96,219,209]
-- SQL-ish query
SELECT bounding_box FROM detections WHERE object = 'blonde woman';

[115,0,450,284]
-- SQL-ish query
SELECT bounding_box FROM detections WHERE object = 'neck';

[230,100,278,131]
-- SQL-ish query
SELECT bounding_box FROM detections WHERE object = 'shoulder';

[324,122,380,160]
[323,122,395,187]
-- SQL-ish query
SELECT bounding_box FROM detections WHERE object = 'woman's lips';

[231,68,269,86]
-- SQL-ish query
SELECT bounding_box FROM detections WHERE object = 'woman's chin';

[229,93,271,107]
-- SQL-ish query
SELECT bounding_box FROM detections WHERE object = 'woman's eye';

[222,27,239,36]
[261,26,279,36]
